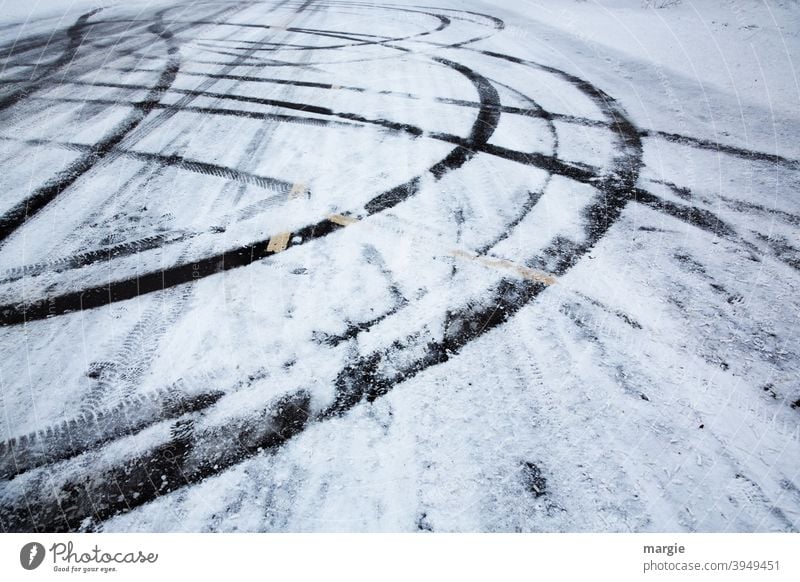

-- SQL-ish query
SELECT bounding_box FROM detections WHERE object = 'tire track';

[642,129,800,170]
[0,390,311,532]
[0,9,104,113]
[0,230,195,284]
[0,4,258,126]
[1,1,790,533]
[0,1,273,244]
[0,384,224,481]
[71,1,328,410]
[0,40,646,530]
[0,52,502,326]
[0,16,180,244]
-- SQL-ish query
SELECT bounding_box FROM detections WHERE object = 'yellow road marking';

[451,250,557,285]
[327,213,360,226]
[318,214,556,285]
[289,182,309,199]
[267,232,291,253]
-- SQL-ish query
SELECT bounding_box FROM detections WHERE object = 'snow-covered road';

[0,0,798,532]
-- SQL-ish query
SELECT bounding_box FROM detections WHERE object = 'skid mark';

[0,0,796,533]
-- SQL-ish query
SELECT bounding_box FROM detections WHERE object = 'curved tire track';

[0,0,787,533]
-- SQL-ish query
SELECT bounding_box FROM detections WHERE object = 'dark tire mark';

[323,47,645,419]
[718,194,800,227]
[55,79,426,136]
[755,232,800,272]
[0,2,340,250]
[154,5,451,53]
[0,9,104,113]
[321,277,548,416]
[0,231,195,284]
[0,2,258,125]
[0,386,223,481]
[313,244,409,347]
[0,17,180,245]
[31,95,360,128]
[573,291,642,330]
[0,391,311,532]
[633,189,735,237]
[2,2,788,533]
[0,55,501,325]
[642,129,800,170]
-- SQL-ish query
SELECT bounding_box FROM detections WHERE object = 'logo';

[20,542,46,570]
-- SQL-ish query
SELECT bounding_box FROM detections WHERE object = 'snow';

[0,0,798,532]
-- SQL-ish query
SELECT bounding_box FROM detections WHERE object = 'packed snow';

[0,0,798,532]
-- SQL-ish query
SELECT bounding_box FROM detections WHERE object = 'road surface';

[0,0,798,532]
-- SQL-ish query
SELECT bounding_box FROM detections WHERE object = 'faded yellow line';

[321,214,555,284]
[267,232,291,253]
[327,213,360,226]
[289,182,309,200]
[451,250,557,285]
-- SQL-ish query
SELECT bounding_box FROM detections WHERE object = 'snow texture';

[0,0,798,532]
